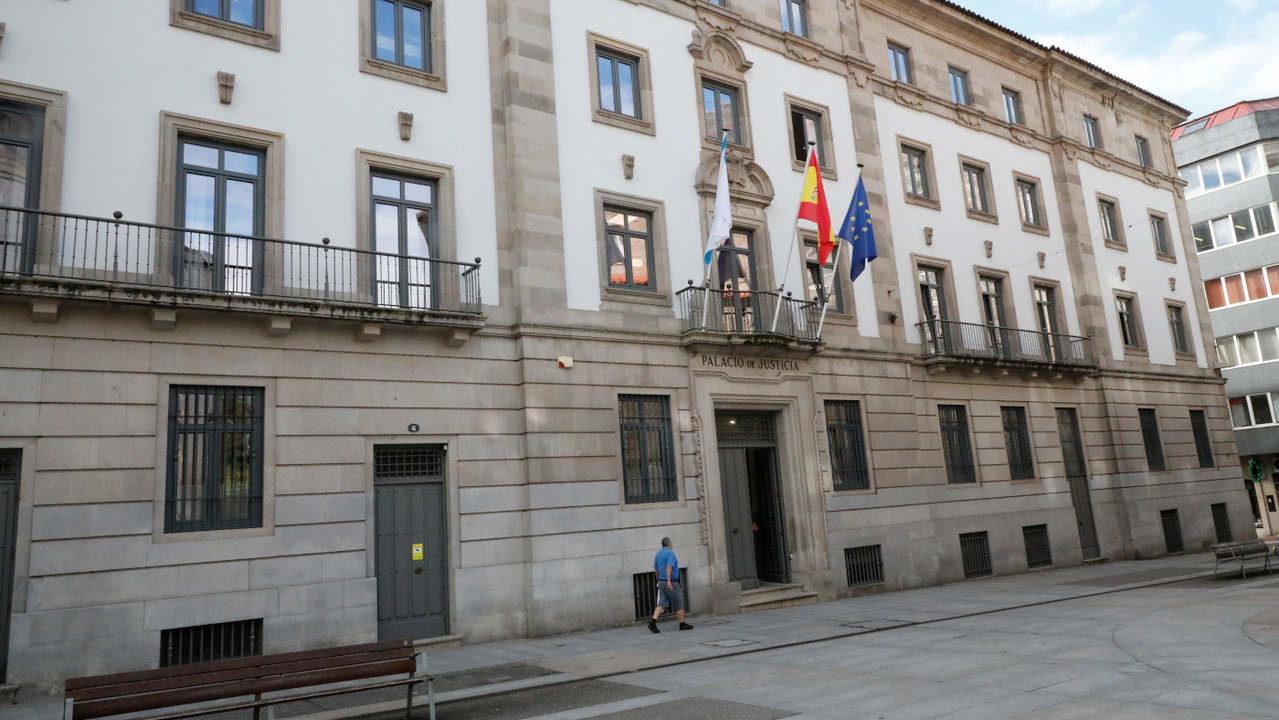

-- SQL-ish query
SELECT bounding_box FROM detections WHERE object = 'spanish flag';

[798,152,835,264]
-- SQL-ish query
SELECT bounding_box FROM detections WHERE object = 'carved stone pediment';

[894,86,923,109]
[956,107,982,129]
[688,29,752,73]
[694,150,774,207]
[784,37,820,66]
[1009,128,1034,146]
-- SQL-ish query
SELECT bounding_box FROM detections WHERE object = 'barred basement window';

[938,405,976,484]
[160,618,262,667]
[844,544,884,586]
[1160,509,1183,553]
[165,386,265,533]
[619,395,677,504]
[1189,410,1214,468]
[825,400,869,491]
[1000,406,1035,480]
[633,568,688,620]
[1211,502,1232,543]
[1022,524,1052,568]
[959,531,992,578]
[1138,408,1165,472]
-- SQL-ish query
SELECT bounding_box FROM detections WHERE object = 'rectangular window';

[160,618,263,667]
[1220,153,1243,184]
[165,385,265,533]
[961,163,990,215]
[1217,336,1238,367]
[888,43,912,83]
[1239,332,1261,364]
[1135,135,1151,168]
[1167,303,1190,355]
[1138,408,1165,472]
[373,0,432,72]
[603,206,654,290]
[1230,397,1251,428]
[948,67,970,105]
[1255,204,1276,237]
[901,145,930,199]
[1192,220,1213,252]
[959,531,992,578]
[1115,294,1142,349]
[790,105,825,165]
[1002,88,1023,124]
[1016,178,1043,228]
[1250,394,1274,425]
[1098,198,1121,246]
[176,138,266,295]
[596,49,641,119]
[1022,524,1052,568]
[1224,273,1246,304]
[938,405,976,484]
[805,241,843,314]
[779,0,808,37]
[845,544,884,586]
[1001,406,1035,480]
[189,0,261,28]
[371,172,438,309]
[1150,214,1172,258]
[919,265,949,352]
[702,80,741,145]
[1205,278,1225,309]
[1233,209,1255,243]
[1267,141,1279,172]
[1084,114,1102,148]
[1260,328,1279,361]
[1245,268,1268,301]
[1181,167,1203,195]
[825,400,869,491]
[1242,146,1263,178]
[1189,410,1214,469]
[618,395,677,504]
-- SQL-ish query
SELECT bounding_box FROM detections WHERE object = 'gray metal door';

[1056,409,1099,559]
[0,450,20,680]
[718,448,758,587]
[374,446,447,640]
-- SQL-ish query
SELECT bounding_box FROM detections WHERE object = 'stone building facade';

[0,0,1249,694]
[1171,98,1279,533]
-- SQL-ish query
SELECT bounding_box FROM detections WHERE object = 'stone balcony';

[675,284,823,353]
[916,319,1096,375]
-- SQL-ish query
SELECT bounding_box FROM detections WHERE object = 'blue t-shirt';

[654,547,679,581]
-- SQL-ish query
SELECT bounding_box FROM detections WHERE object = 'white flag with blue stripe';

[704,136,732,264]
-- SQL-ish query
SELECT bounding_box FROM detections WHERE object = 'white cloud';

[1017,0,1113,16]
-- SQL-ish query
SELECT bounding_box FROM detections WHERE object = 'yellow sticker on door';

[411,543,424,560]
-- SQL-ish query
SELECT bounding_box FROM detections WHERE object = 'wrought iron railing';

[916,319,1093,367]
[676,285,821,343]
[0,206,482,315]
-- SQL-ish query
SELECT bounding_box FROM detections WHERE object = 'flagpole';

[770,142,816,333]
[702,129,730,330]
[817,162,866,338]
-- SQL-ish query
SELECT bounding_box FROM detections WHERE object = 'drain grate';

[702,638,758,648]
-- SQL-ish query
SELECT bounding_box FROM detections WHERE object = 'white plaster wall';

[873,97,1081,343]
[1,0,500,304]
[1076,161,1208,367]
[550,0,876,334]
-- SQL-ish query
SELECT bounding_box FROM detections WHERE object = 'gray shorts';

[656,579,683,611]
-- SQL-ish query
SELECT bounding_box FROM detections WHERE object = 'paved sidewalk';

[1,551,1250,720]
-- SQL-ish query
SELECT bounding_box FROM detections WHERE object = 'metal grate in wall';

[844,544,884,587]
[633,568,689,621]
[1211,503,1232,544]
[160,618,263,667]
[715,412,776,445]
[1022,524,1052,568]
[1160,509,1184,554]
[374,445,444,479]
[959,531,992,579]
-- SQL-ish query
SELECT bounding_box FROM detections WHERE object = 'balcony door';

[0,101,45,274]
[919,266,949,353]
[1033,284,1060,361]
[371,172,437,310]
[175,139,265,294]
[979,276,1008,357]
[716,229,757,332]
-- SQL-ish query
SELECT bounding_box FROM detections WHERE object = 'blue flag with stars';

[839,176,877,282]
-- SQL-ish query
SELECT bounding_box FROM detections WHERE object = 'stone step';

[739,589,819,613]
[740,582,804,597]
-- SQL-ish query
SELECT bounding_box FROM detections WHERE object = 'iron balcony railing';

[0,206,482,315]
[916,318,1093,367]
[676,284,821,343]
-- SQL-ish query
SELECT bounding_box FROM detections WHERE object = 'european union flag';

[838,176,877,282]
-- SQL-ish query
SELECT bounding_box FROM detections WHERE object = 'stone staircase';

[739,582,818,613]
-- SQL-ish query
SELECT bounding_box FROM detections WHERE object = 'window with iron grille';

[1138,408,1165,472]
[844,544,884,586]
[959,531,992,579]
[1001,406,1035,480]
[938,405,976,484]
[160,618,262,667]
[1022,524,1052,568]
[619,395,677,504]
[165,386,265,533]
[1189,410,1214,468]
[825,400,869,491]
[1160,508,1183,553]
[633,568,688,620]
[1211,502,1232,543]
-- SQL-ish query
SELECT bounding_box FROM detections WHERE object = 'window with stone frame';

[938,404,976,484]
[948,66,970,105]
[825,400,870,491]
[618,395,678,504]
[1138,408,1166,472]
[359,0,445,91]
[805,239,843,314]
[188,0,262,28]
[596,48,642,120]
[1084,114,1102,149]
[901,145,931,200]
[960,160,994,218]
[1189,409,1214,468]
[1098,197,1124,248]
[702,79,743,146]
[1001,406,1035,480]
[603,205,655,292]
[1002,87,1024,124]
[1114,293,1144,350]
[888,43,912,84]
[171,0,280,50]
[1166,302,1190,355]
[779,0,809,37]
[1135,135,1152,168]
[1015,175,1045,230]
[1150,212,1174,260]
[165,385,265,533]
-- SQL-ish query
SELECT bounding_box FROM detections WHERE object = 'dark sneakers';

[647,619,659,633]
[679,622,694,631]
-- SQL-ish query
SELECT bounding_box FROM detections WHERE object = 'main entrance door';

[0,450,20,681]
[716,411,788,590]
[1056,408,1100,560]
[373,445,448,640]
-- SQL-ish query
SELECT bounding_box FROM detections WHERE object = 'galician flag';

[798,151,835,264]
[703,135,732,264]
[839,175,877,282]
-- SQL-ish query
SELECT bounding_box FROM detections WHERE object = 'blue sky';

[953,0,1279,119]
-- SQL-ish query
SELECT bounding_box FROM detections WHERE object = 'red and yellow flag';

[798,152,835,264]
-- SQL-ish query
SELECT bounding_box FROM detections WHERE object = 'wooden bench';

[63,639,434,720]
[1211,539,1273,578]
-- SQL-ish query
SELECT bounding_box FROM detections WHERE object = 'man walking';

[649,537,693,633]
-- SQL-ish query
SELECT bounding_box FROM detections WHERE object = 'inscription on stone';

[698,354,803,375]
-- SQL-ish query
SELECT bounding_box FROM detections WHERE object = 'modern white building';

[0,0,1248,695]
